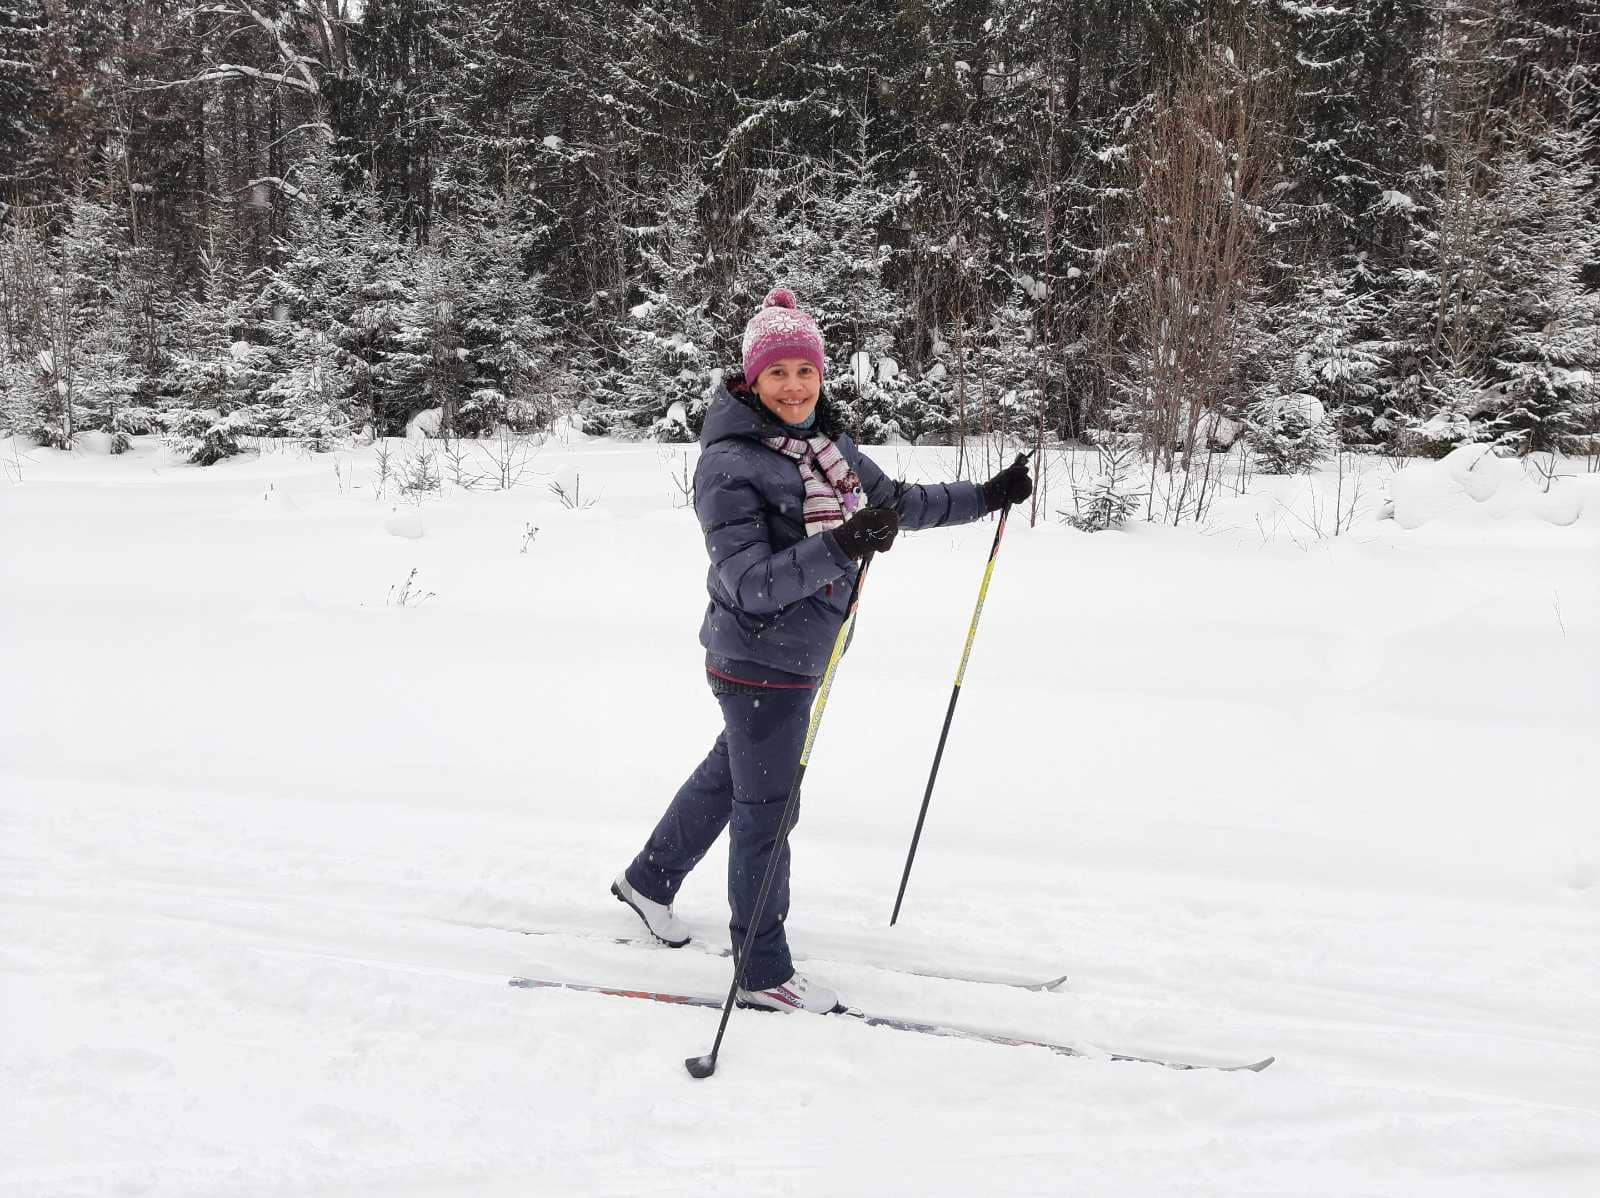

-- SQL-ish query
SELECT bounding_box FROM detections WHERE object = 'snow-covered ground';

[4,432,1598,1197]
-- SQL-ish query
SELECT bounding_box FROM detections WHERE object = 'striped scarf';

[762,432,866,535]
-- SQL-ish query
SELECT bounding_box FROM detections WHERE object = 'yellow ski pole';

[890,452,1029,926]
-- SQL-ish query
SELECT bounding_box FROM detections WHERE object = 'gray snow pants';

[624,686,811,991]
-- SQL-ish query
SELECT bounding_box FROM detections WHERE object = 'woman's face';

[751,358,821,426]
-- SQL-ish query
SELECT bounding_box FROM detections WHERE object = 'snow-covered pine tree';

[67,192,143,448]
[32,1,119,199]
[450,0,663,362]
[8,191,138,449]
[1359,183,1438,450]
[254,156,361,448]
[433,0,557,203]
[914,50,989,463]
[1294,264,1384,445]
[1241,260,1379,459]
[984,0,1078,457]
[389,204,555,440]
[393,238,469,437]
[1364,3,1508,457]
[163,238,261,464]
[339,184,419,438]
[895,332,958,445]
[605,166,718,442]
[444,197,558,434]
[1373,96,1597,459]
[829,107,902,382]
[264,325,354,451]
[972,273,1044,449]
[347,0,462,243]
[692,0,866,339]
[1480,119,1600,456]
[1272,0,1431,254]
[0,338,19,435]
[0,209,49,437]
[1245,393,1333,475]
[0,0,48,205]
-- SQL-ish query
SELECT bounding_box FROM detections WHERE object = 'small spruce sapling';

[397,442,442,497]
[1066,442,1142,531]
[1246,396,1333,474]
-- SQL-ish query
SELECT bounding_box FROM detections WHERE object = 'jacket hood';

[699,374,841,449]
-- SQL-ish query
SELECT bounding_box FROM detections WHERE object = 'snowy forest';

[1,0,1596,488]
[7,6,1600,1190]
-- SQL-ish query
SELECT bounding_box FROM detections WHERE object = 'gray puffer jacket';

[695,379,990,677]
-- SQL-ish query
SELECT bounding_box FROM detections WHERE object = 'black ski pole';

[686,548,879,1080]
[889,452,1029,927]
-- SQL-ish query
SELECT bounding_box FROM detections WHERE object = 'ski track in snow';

[3,433,1598,1196]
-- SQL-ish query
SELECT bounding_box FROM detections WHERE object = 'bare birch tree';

[1133,30,1271,521]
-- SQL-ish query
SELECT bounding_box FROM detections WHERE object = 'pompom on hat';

[741,287,826,383]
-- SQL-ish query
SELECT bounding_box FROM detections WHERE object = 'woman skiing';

[611,287,1032,1012]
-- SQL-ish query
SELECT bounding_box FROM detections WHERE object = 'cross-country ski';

[508,975,1274,1073]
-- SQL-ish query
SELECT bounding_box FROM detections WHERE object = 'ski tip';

[684,1054,717,1079]
[1034,974,1070,992]
[1245,1056,1275,1073]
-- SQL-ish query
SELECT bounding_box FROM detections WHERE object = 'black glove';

[829,506,900,559]
[980,459,1033,511]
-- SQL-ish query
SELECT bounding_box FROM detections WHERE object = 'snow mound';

[1533,483,1586,527]
[1189,409,1242,450]
[71,430,118,455]
[1275,393,1327,426]
[384,509,426,539]
[1387,446,1591,530]
[406,408,442,440]
[851,351,872,389]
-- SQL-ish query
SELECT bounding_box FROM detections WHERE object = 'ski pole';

[685,549,879,1080]
[889,452,1029,927]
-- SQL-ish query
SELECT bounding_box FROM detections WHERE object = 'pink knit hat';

[741,287,826,382]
